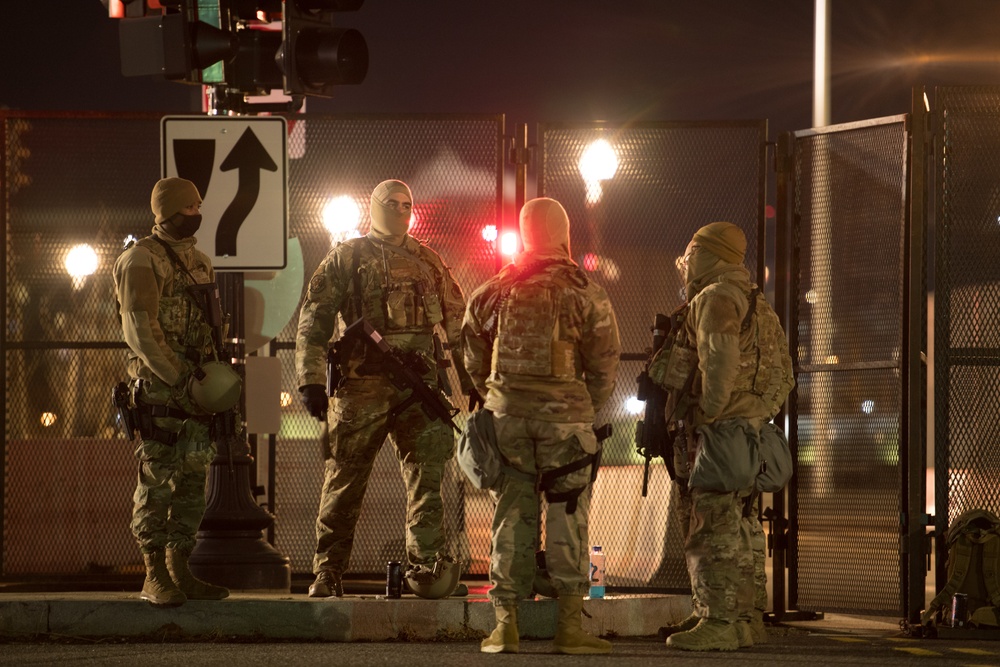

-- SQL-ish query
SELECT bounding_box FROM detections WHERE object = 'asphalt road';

[3,625,1000,667]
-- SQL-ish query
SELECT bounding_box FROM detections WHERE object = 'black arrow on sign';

[216,127,278,257]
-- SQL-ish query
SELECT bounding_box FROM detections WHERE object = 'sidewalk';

[0,584,694,641]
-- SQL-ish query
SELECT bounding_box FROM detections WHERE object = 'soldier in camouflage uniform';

[650,221,793,651]
[295,180,476,598]
[462,197,621,655]
[113,177,230,607]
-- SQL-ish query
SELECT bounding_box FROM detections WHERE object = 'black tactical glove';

[468,388,485,412]
[300,384,328,421]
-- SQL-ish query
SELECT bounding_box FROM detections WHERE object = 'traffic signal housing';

[118,2,237,84]
[278,0,369,98]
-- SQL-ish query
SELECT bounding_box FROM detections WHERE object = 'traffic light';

[118,1,237,84]
[228,23,284,94]
[278,0,369,98]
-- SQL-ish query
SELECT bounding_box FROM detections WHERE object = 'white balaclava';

[369,179,412,244]
[519,197,571,257]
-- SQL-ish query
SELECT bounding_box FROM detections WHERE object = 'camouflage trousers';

[487,414,599,606]
[681,486,765,623]
[131,416,215,554]
[314,377,455,574]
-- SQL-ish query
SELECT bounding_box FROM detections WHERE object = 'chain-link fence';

[3,113,770,595]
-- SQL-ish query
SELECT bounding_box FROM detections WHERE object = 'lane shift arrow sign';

[216,127,279,257]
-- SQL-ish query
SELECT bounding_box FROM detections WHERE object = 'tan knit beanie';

[692,221,746,264]
[150,178,202,224]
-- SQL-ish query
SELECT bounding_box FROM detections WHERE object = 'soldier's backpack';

[921,508,1000,627]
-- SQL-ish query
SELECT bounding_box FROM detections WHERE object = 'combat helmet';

[405,554,462,599]
[188,361,242,413]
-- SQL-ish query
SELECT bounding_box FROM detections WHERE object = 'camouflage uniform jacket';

[295,233,471,390]
[461,255,621,422]
[655,266,793,428]
[113,228,216,390]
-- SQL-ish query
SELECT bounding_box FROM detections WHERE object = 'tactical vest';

[133,236,215,366]
[651,284,789,420]
[492,265,588,380]
[349,237,444,335]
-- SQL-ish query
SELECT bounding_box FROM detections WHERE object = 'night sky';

[4,1,1000,137]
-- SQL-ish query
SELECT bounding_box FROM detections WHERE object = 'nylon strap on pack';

[538,449,602,514]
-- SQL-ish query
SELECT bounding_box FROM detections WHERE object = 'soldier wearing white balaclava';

[294,179,476,599]
[461,197,621,654]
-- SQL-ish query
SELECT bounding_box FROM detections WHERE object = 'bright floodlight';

[481,224,498,242]
[626,396,645,415]
[65,244,98,278]
[579,139,618,182]
[501,231,519,256]
[322,196,362,239]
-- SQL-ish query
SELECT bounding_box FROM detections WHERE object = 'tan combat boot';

[735,621,754,647]
[166,549,229,600]
[552,595,612,655]
[658,612,700,639]
[666,618,739,651]
[308,570,343,598]
[749,609,768,644]
[480,603,519,653]
[140,550,186,607]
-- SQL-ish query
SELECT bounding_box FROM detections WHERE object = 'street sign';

[161,115,287,270]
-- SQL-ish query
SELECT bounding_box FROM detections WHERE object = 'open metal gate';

[777,115,917,618]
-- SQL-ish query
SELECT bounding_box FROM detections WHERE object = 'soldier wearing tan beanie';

[113,177,228,608]
[657,220,793,652]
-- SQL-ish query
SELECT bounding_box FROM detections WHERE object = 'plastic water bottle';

[589,545,606,598]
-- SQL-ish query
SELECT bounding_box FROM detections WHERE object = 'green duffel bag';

[689,417,759,492]
[755,422,793,493]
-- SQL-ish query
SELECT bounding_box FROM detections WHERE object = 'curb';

[0,593,690,641]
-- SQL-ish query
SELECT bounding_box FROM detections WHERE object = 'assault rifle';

[342,318,460,432]
[634,313,674,496]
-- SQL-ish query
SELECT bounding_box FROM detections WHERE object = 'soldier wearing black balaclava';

[113,177,233,607]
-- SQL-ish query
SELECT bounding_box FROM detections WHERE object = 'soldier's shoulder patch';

[309,274,327,294]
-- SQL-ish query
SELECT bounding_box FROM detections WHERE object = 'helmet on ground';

[405,554,461,599]
[188,361,242,413]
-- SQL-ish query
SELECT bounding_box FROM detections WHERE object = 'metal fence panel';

[789,117,909,615]
[932,87,1000,589]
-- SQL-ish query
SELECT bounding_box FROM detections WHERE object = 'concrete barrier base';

[0,591,691,641]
